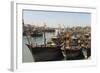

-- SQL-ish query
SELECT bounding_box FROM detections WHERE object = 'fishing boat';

[61,31,89,60]
[25,24,64,62]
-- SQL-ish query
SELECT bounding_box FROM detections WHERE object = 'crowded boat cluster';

[23,24,91,62]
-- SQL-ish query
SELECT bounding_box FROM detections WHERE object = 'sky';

[23,10,91,28]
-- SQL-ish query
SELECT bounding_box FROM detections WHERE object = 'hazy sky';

[23,10,91,28]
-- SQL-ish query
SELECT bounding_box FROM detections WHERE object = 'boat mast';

[43,22,46,47]
[62,24,67,60]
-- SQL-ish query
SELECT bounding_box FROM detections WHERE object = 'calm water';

[22,32,55,62]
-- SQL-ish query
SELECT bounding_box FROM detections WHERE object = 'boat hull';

[65,48,91,60]
[65,49,84,60]
[26,44,64,62]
